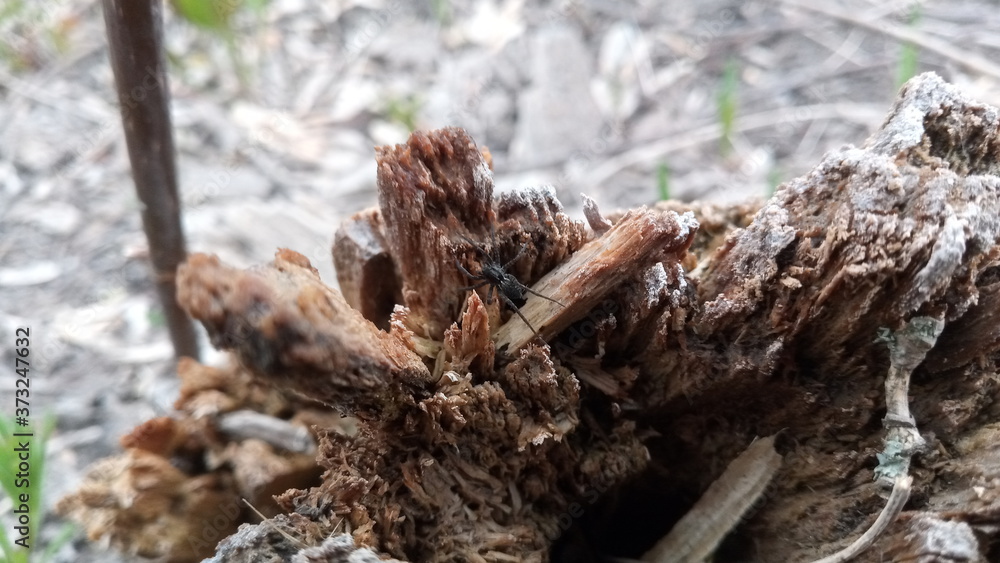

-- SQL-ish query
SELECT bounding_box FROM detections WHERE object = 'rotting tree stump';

[59,73,1000,562]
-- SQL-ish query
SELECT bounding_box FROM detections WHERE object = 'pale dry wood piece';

[375,127,495,339]
[494,207,698,351]
[581,193,612,234]
[641,435,782,563]
[177,249,432,416]
[216,410,316,455]
[810,476,912,563]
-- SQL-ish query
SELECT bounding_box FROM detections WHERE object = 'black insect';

[456,233,563,335]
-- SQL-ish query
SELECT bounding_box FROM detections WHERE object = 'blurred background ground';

[1,0,999,561]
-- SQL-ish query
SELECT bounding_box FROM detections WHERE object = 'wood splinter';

[494,207,698,351]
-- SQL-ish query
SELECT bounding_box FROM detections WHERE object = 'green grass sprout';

[431,0,453,26]
[383,95,423,133]
[656,162,671,201]
[895,5,922,89]
[0,414,75,563]
[717,58,739,156]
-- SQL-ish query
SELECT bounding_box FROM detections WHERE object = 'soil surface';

[2,1,1000,561]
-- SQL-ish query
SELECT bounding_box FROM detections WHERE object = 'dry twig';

[641,435,783,563]
[810,316,944,562]
[102,0,199,360]
[810,476,913,563]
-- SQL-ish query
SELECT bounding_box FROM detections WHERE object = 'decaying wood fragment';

[494,207,697,351]
[333,208,402,330]
[177,249,432,417]
[168,128,649,562]
[374,128,586,341]
[582,193,613,234]
[618,72,1000,562]
[60,73,1000,562]
[56,448,242,562]
[374,128,496,339]
[205,522,405,563]
[57,358,342,562]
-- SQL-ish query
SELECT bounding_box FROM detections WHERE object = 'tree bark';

[59,73,1000,562]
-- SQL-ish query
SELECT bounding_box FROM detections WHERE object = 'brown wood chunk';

[177,250,431,416]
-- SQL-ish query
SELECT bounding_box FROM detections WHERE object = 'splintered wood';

[630,73,1000,562]
[177,249,432,417]
[56,359,339,562]
[170,127,658,562]
[59,74,1000,562]
[494,208,696,351]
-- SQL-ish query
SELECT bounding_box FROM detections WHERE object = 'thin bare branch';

[810,475,913,563]
[642,435,783,563]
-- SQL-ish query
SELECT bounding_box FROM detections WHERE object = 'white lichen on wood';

[875,316,944,483]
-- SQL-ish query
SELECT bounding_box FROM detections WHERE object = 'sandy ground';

[2,0,1000,560]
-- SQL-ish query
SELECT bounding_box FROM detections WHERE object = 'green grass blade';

[895,6,922,88]
[0,417,21,503]
[717,58,739,156]
[1,414,57,562]
[656,162,671,201]
[0,524,17,563]
[767,166,782,197]
[41,522,78,561]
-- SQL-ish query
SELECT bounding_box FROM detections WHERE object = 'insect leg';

[454,258,481,280]
[521,285,565,307]
[503,243,529,270]
[497,292,538,335]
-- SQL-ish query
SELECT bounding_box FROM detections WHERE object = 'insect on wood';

[456,230,563,336]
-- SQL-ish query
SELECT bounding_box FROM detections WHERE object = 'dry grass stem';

[641,436,783,563]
